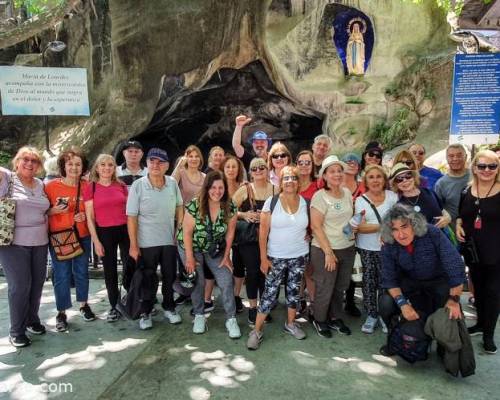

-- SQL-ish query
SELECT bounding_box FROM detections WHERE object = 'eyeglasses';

[394,172,413,183]
[412,150,425,156]
[297,160,312,166]
[22,157,40,164]
[367,151,382,159]
[282,175,299,182]
[272,153,288,159]
[401,160,414,166]
[250,165,267,172]
[476,163,498,171]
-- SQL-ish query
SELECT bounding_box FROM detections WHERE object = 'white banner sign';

[0,66,90,116]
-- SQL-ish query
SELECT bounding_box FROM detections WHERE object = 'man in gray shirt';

[434,143,470,228]
[127,148,184,330]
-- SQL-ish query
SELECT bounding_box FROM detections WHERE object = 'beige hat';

[319,155,347,177]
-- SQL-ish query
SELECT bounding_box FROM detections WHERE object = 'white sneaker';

[361,316,378,334]
[379,317,388,334]
[164,310,182,325]
[139,313,153,330]
[225,317,241,339]
[193,314,207,334]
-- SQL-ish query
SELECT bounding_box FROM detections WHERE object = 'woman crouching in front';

[247,166,310,350]
[177,171,241,338]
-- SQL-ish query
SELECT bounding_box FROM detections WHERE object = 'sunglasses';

[394,172,413,183]
[401,160,414,166]
[412,150,425,156]
[22,157,40,164]
[297,160,312,166]
[476,163,498,171]
[282,175,299,182]
[367,151,382,159]
[250,165,267,172]
[272,153,288,160]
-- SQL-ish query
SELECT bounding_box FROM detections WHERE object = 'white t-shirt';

[262,196,309,259]
[311,188,354,250]
[354,190,398,251]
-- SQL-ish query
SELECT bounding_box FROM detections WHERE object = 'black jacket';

[424,307,475,377]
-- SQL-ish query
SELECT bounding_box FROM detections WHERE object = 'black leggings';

[469,263,500,339]
[96,224,130,308]
[237,243,265,300]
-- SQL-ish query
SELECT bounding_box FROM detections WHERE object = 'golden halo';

[347,17,367,34]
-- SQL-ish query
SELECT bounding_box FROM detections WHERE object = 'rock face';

[0,0,455,160]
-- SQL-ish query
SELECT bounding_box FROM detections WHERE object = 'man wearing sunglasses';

[409,143,443,191]
[434,144,470,228]
[232,115,271,170]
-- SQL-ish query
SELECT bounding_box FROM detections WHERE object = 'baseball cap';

[146,148,169,162]
[122,140,143,151]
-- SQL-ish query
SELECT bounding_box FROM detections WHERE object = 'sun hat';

[319,154,347,177]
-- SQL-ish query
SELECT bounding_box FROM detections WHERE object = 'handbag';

[234,183,259,246]
[0,174,16,246]
[461,237,480,265]
[49,180,84,261]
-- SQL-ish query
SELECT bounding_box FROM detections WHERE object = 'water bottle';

[343,210,365,239]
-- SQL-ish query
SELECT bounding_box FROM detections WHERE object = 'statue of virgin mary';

[346,21,365,76]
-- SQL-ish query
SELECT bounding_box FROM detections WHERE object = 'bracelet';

[395,295,408,308]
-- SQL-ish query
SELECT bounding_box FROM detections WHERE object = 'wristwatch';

[448,295,460,303]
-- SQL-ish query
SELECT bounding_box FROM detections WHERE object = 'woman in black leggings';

[233,158,276,326]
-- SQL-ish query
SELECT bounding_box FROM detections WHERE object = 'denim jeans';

[178,246,236,319]
[49,235,91,311]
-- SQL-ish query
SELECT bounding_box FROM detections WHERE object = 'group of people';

[0,115,498,361]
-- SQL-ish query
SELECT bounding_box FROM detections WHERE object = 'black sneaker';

[379,345,396,357]
[328,318,352,335]
[344,302,361,317]
[483,338,497,354]
[9,334,31,348]
[26,323,46,335]
[107,308,120,323]
[467,324,483,337]
[204,301,215,312]
[56,312,68,332]
[248,308,257,326]
[312,320,332,338]
[80,304,96,321]
[174,295,189,305]
[235,296,244,314]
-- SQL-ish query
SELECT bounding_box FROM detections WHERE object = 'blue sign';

[450,53,500,144]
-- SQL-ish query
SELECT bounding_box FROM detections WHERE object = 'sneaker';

[328,318,352,335]
[345,302,361,317]
[248,308,257,326]
[107,308,120,323]
[312,320,332,338]
[139,313,153,330]
[379,317,388,334]
[247,329,263,350]
[226,317,241,339]
[204,301,215,312]
[483,338,497,354]
[55,312,68,332]
[235,296,244,314]
[193,314,207,334]
[467,324,483,337]
[80,304,96,321]
[9,334,31,348]
[26,323,46,335]
[283,322,306,340]
[164,310,182,325]
[379,344,396,357]
[174,294,189,305]
[361,316,378,334]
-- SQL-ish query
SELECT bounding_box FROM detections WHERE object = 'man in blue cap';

[232,115,271,170]
[126,148,184,330]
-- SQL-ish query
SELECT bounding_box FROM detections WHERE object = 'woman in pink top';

[172,145,206,204]
[84,154,129,322]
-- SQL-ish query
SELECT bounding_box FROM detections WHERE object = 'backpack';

[116,257,159,320]
[388,317,431,363]
[269,194,311,224]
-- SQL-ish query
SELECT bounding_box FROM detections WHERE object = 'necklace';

[473,181,496,229]
[404,192,421,212]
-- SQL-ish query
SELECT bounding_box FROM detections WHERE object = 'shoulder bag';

[0,173,16,246]
[234,183,259,246]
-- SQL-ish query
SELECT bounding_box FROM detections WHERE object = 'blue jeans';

[49,235,91,311]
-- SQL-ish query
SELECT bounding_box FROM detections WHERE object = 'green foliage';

[369,108,413,149]
[345,97,364,105]
[347,126,357,136]
[0,151,12,168]
[14,0,64,16]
